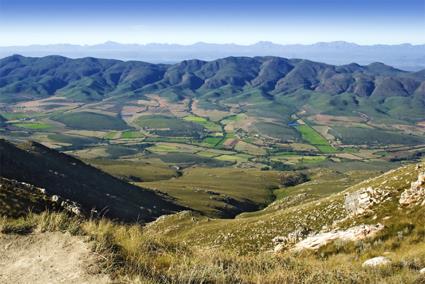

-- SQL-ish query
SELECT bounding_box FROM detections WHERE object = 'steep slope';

[0,139,184,222]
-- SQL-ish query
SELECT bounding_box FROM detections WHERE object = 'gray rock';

[345,187,390,216]
[51,195,60,202]
[362,256,391,267]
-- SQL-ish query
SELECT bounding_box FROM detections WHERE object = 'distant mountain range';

[1,54,424,101]
[1,55,424,124]
[1,41,425,71]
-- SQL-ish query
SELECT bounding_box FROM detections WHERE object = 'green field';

[215,153,252,163]
[183,115,222,132]
[104,132,119,140]
[148,144,180,153]
[13,122,52,130]
[195,150,220,158]
[136,115,205,137]
[201,136,222,147]
[147,152,232,168]
[47,133,99,147]
[221,114,244,125]
[216,132,236,147]
[1,113,31,120]
[272,151,299,156]
[271,154,327,165]
[299,155,327,164]
[144,137,194,143]
[295,124,336,153]
[53,112,129,131]
[121,130,144,139]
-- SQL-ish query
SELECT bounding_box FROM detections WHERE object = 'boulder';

[420,268,425,274]
[362,256,391,267]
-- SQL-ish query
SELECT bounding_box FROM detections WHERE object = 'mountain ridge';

[1,55,424,120]
[1,41,425,70]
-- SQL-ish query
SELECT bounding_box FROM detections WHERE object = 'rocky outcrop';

[344,187,391,216]
[362,256,391,267]
[274,224,384,253]
[292,224,384,252]
[399,172,425,206]
[50,195,83,216]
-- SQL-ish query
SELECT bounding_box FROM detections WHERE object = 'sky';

[0,0,424,45]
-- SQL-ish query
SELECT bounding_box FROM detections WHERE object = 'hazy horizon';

[0,0,424,46]
[2,40,425,71]
[1,41,425,47]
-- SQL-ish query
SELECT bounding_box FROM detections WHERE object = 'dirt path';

[0,232,111,284]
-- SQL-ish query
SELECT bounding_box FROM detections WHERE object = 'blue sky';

[0,0,424,45]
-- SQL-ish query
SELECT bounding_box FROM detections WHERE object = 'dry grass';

[2,210,425,283]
